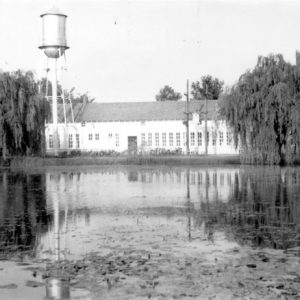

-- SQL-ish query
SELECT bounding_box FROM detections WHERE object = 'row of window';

[141,132,232,147]
[49,134,80,149]
[88,133,119,147]
[88,133,100,141]
[49,132,232,149]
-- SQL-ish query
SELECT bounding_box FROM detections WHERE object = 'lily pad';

[0,283,18,289]
[26,280,44,288]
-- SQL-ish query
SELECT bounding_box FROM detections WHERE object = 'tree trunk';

[41,122,46,158]
[2,134,7,160]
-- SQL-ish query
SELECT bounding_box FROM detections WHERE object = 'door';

[128,136,137,155]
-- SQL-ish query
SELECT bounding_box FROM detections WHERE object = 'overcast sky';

[1,0,300,102]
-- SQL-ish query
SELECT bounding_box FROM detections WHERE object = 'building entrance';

[128,136,137,155]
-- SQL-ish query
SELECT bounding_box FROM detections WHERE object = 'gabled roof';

[79,100,219,122]
[52,100,219,123]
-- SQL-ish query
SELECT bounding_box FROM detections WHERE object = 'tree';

[38,79,95,104]
[0,70,51,159]
[155,85,182,101]
[38,77,63,97]
[191,75,224,100]
[220,54,300,165]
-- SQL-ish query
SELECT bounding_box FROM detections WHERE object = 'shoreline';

[3,155,241,170]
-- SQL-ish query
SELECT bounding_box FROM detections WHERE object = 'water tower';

[39,6,69,155]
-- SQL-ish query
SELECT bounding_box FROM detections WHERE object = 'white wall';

[45,117,239,155]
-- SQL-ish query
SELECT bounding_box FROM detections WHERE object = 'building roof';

[79,100,219,122]
[52,100,219,123]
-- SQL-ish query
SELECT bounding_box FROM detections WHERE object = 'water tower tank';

[39,6,69,59]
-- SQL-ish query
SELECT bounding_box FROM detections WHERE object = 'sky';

[1,0,300,102]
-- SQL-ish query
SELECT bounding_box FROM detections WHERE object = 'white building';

[45,100,239,155]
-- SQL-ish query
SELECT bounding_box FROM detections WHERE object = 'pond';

[0,165,299,299]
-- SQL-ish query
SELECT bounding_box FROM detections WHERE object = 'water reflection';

[186,169,192,242]
[0,173,49,257]
[223,168,300,249]
[0,166,299,261]
[45,278,70,300]
[46,175,71,300]
[0,173,71,299]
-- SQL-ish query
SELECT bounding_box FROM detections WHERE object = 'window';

[108,133,113,139]
[49,135,53,148]
[190,173,195,184]
[226,132,232,145]
[213,173,217,186]
[206,172,210,185]
[162,133,166,146]
[88,133,93,141]
[227,174,232,185]
[57,135,60,148]
[115,133,119,147]
[169,133,173,146]
[206,132,209,145]
[183,132,186,146]
[220,174,224,186]
[176,132,180,147]
[212,132,217,146]
[81,122,86,127]
[141,133,146,146]
[155,133,159,147]
[95,133,99,140]
[219,132,223,145]
[190,132,195,146]
[68,134,73,148]
[199,173,203,184]
[76,134,80,148]
[197,132,202,146]
[148,133,152,146]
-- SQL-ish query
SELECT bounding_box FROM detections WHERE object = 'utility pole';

[184,80,191,155]
[204,84,208,155]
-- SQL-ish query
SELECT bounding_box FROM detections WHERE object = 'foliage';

[148,148,183,155]
[0,70,51,159]
[38,77,63,97]
[155,85,182,101]
[191,75,224,100]
[220,54,300,165]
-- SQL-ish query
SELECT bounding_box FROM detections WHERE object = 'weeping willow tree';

[0,70,50,159]
[220,54,300,165]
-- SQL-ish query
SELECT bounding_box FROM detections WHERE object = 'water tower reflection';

[44,172,76,300]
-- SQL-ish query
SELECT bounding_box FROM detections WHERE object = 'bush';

[149,148,183,156]
[69,150,82,156]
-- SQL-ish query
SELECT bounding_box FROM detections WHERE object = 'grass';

[5,154,241,170]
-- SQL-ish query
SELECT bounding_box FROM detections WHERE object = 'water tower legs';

[51,58,59,156]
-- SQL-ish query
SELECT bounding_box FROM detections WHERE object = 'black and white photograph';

[0,0,300,299]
